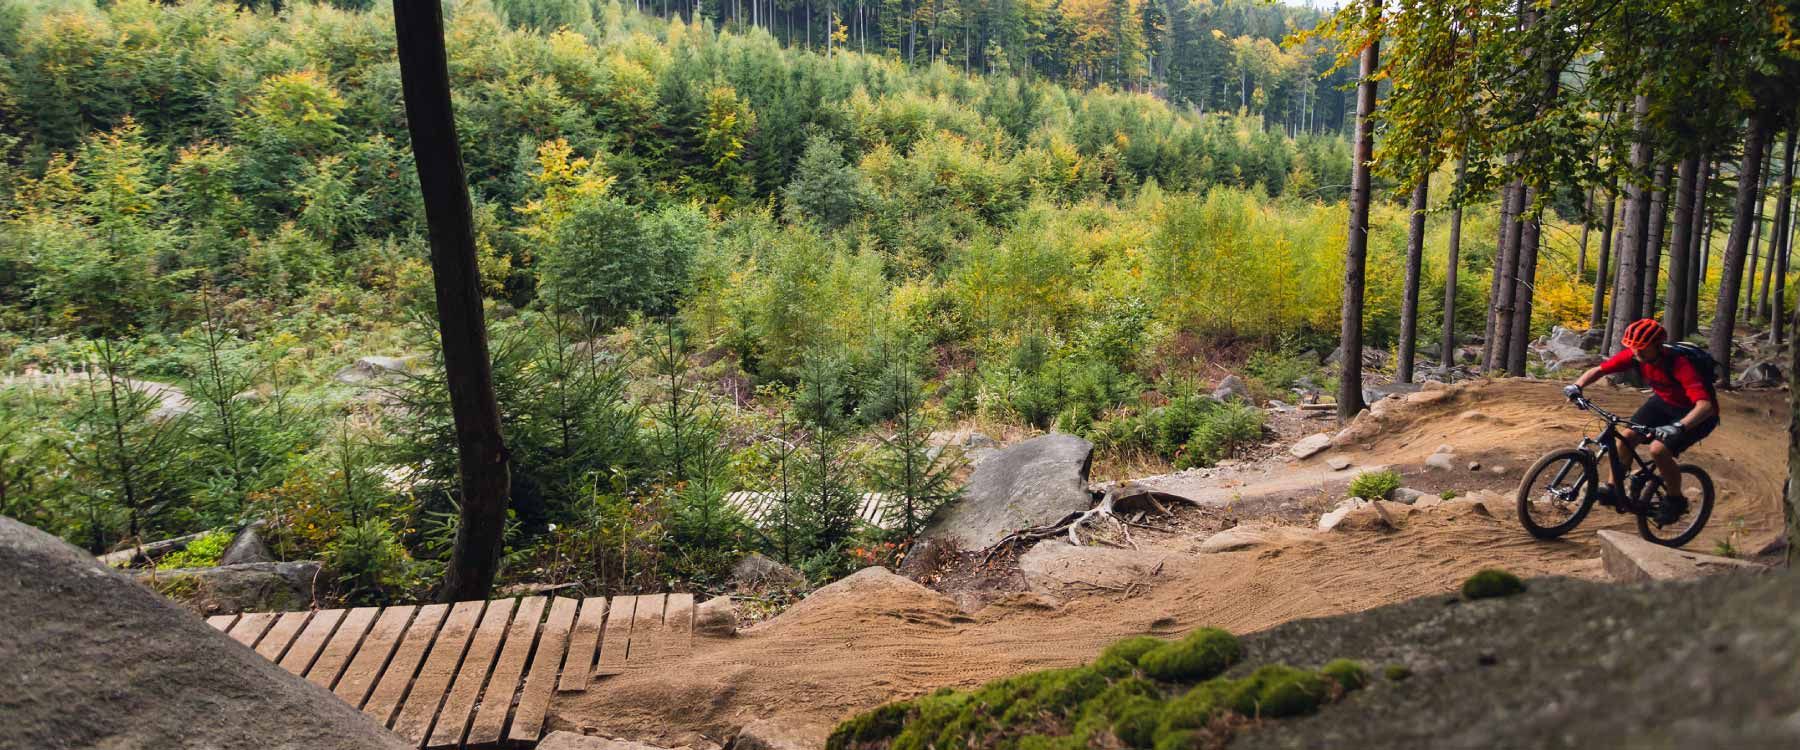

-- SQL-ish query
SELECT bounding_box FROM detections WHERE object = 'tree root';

[982,486,1197,563]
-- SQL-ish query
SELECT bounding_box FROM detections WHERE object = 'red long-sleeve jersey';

[1596,347,1713,409]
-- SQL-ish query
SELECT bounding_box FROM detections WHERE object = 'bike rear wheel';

[1517,448,1598,539]
[1634,465,1715,548]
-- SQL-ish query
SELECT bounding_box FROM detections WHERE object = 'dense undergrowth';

[827,628,1373,750]
[0,0,1610,604]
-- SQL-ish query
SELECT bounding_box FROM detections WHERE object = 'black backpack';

[1664,342,1719,385]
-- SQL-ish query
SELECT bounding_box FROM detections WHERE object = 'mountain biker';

[1561,318,1718,519]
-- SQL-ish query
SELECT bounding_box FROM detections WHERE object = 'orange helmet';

[1621,318,1667,351]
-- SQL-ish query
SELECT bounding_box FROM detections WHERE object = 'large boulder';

[1738,361,1784,388]
[1211,375,1251,403]
[1018,541,1159,598]
[219,522,274,566]
[918,434,1095,551]
[135,560,321,615]
[1290,432,1333,459]
[694,595,738,637]
[1542,326,1589,362]
[1597,530,1764,583]
[0,516,412,750]
[732,718,832,750]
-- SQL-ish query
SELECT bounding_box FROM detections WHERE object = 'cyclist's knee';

[1648,441,1674,461]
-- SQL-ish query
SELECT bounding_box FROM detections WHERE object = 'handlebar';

[1569,395,1654,436]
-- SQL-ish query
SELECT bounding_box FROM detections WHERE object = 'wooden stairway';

[207,594,695,749]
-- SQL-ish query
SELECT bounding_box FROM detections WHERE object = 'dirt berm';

[1233,571,1800,749]
[0,516,412,750]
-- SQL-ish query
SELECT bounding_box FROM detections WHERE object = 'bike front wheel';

[1635,465,1715,548]
[1517,448,1599,539]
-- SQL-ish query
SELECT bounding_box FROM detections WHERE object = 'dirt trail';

[552,379,1789,746]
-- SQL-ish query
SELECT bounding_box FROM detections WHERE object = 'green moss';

[1384,664,1413,681]
[1152,729,1201,750]
[1348,469,1402,501]
[827,701,913,749]
[1320,659,1369,692]
[1461,569,1526,600]
[1249,665,1331,718]
[1111,696,1165,748]
[1094,654,1136,679]
[1159,677,1232,731]
[1138,628,1241,682]
[1102,635,1168,666]
[158,529,231,569]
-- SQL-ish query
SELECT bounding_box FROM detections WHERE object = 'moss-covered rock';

[827,701,913,748]
[1461,569,1526,600]
[1320,659,1370,692]
[1384,664,1413,682]
[1247,665,1331,718]
[1110,696,1165,748]
[1102,635,1168,666]
[1139,628,1241,682]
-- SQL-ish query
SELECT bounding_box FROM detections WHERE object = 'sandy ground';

[550,379,1790,747]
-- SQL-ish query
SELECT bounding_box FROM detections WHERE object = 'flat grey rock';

[919,434,1094,551]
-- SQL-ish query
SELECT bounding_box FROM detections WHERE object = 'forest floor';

[549,378,1791,748]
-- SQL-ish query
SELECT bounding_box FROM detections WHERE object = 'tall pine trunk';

[1761,127,1796,321]
[1507,193,1541,376]
[1590,187,1617,330]
[1642,164,1672,317]
[1398,168,1429,383]
[1338,14,1379,423]
[1607,94,1653,355]
[394,0,512,602]
[1747,143,1773,320]
[1664,155,1701,337]
[1443,162,1466,363]
[1688,161,1714,337]
[1712,115,1772,388]
[1486,179,1524,370]
[1578,187,1595,275]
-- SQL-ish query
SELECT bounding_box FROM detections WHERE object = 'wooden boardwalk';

[725,491,897,530]
[207,594,695,749]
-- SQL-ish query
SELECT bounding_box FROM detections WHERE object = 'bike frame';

[1562,397,1659,508]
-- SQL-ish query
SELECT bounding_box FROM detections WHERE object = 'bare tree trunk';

[1443,161,1466,363]
[1665,155,1702,337]
[393,0,512,603]
[1590,187,1617,330]
[1790,302,1799,562]
[1747,142,1774,320]
[1486,179,1523,371]
[1688,160,1714,337]
[1713,115,1772,389]
[1607,94,1653,356]
[1398,167,1429,383]
[1578,187,1595,276]
[1761,127,1796,321]
[1508,192,1541,376]
[1338,14,1379,423]
[1642,163,1672,317]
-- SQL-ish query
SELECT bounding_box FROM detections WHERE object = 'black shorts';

[1630,396,1718,456]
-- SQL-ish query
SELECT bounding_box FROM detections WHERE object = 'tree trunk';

[1664,155,1701,337]
[1486,179,1524,371]
[1443,162,1466,364]
[1508,192,1541,376]
[1578,187,1594,276]
[1642,163,1672,317]
[1688,160,1714,337]
[1590,187,1617,330]
[1712,115,1772,389]
[393,0,512,603]
[1761,127,1796,321]
[1398,168,1429,383]
[1747,142,1773,320]
[1790,299,1799,562]
[1607,94,1653,356]
[1338,16,1379,424]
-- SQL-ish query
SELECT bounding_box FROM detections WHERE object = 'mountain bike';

[1516,395,1714,547]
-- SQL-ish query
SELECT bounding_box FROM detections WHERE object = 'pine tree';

[868,356,964,542]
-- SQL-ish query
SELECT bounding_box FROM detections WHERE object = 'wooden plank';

[226,612,277,648]
[467,596,546,748]
[254,611,313,663]
[626,594,665,667]
[507,597,577,745]
[426,598,515,749]
[308,606,379,691]
[278,608,345,676]
[393,600,486,744]
[557,597,607,692]
[335,605,417,709]
[206,614,239,632]
[362,603,448,727]
[663,593,695,658]
[592,595,635,677]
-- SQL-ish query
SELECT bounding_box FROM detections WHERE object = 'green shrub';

[1320,659,1370,692]
[1102,636,1168,666]
[1461,569,1526,600]
[1244,350,1319,394]
[1348,469,1402,501]
[324,519,413,599]
[1439,489,1457,500]
[158,529,232,569]
[1178,401,1266,469]
[1138,628,1241,682]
